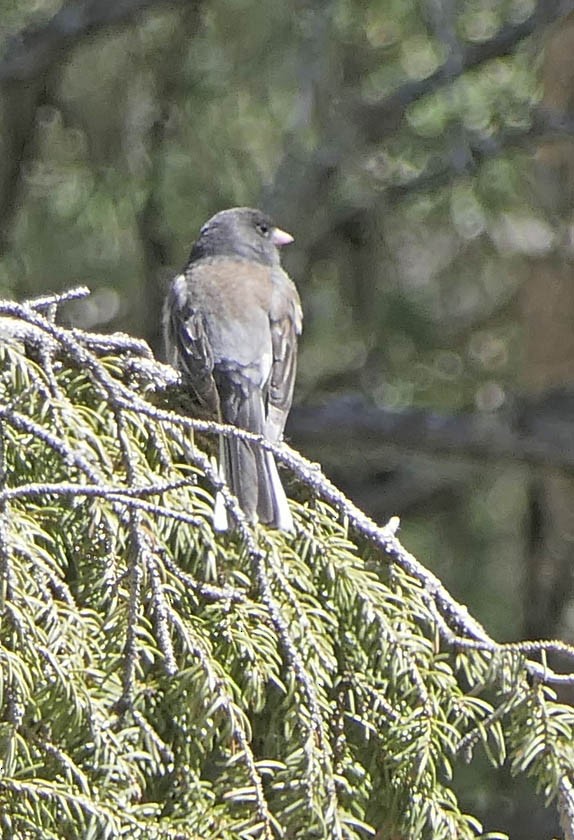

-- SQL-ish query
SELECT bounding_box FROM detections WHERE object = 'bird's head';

[190,207,294,266]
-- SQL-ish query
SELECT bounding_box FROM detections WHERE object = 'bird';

[163,207,302,531]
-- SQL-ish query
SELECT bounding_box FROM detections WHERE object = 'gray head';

[189,207,293,266]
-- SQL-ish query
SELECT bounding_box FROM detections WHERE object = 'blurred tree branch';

[134,4,202,354]
[0,0,188,83]
[357,0,565,141]
[0,0,193,257]
[287,391,574,472]
[273,1,574,254]
[0,81,45,255]
[387,107,574,201]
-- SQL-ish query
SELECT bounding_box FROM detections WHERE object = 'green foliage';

[0,314,570,839]
[0,3,572,834]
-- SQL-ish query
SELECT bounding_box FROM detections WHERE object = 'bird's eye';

[256,222,270,237]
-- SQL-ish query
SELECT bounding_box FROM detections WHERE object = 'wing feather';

[163,275,220,417]
[266,283,302,442]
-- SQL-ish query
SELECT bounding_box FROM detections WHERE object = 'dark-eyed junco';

[164,207,302,530]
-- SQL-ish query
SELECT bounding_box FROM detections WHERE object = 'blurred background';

[2,0,574,834]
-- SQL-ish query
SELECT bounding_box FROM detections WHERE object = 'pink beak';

[271,226,294,247]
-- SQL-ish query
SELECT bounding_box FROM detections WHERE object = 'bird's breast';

[183,257,274,375]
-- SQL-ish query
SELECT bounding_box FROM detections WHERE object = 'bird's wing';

[164,275,221,418]
[266,272,303,442]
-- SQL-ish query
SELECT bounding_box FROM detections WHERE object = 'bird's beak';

[271,227,294,247]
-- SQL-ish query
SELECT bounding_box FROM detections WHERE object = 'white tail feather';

[265,452,293,531]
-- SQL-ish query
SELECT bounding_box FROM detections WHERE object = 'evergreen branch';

[27,286,91,312]
[0,410,11,612]
[146,546,178,676]
[115,408,147,711]
[1,481,205,527]
[559,776,574,840]
[0,406,102,483]
[131,708,175,768]
[0,777,150,834]
[161,550,245,604]
[250,542,341,837]
[5,294,574,683]
[3,290,574,836]
[168,609,276,839]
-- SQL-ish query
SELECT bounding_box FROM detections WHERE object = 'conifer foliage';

[0,290,573,839]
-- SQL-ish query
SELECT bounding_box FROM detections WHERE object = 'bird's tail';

[213,435,293,531]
